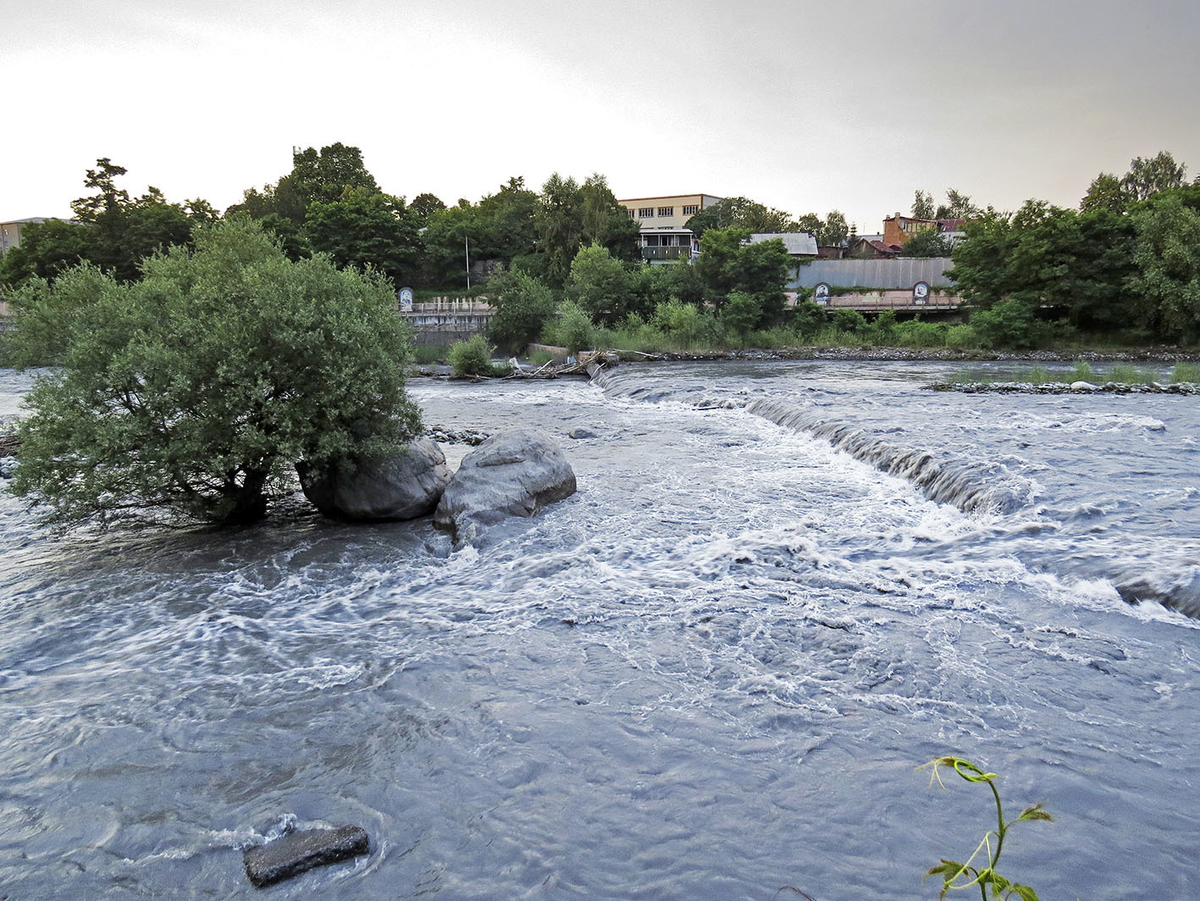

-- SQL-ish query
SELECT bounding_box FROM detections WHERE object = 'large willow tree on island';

[8,216,422,526]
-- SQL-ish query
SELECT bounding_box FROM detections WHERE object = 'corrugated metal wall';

[789,258,955,289]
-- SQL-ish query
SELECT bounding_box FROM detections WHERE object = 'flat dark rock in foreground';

[243,825,369,888]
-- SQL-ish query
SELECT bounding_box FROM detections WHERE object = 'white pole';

[465,236,471,291]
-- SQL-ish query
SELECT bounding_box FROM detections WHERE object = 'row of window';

[631,204,701,219]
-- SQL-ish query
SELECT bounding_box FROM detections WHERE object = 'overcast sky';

[5,0,1199,232]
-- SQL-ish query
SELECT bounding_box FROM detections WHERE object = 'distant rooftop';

[748,232,818,256]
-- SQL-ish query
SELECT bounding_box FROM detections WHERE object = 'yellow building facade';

[616,193,723,262]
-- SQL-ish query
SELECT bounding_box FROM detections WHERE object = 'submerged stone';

[243,824,369,888]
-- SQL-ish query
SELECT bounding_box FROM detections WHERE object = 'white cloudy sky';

[5,0,1199,232]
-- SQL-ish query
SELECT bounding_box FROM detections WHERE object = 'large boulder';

[434,429,576,544]
[298,438,452,521]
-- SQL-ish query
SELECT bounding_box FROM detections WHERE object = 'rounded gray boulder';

[434,429,577,544]
[298,438,452,521]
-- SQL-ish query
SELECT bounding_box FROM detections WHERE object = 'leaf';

[1010,884,1042,901]
[1017,803,1054,822]
[924,860,968,880]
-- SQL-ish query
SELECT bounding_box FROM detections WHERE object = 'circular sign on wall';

[813,283,831,306]
[399,286,414,311]
[913,281,930,305]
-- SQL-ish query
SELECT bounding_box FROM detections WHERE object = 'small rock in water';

[568,427,597,439]
[243,824,369,888]
[1070,380,1098,392]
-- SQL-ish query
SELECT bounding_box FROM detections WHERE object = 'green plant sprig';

[920,756,1053,901]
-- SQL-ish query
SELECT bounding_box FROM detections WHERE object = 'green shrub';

[448,334,497,377]
[895,319,950,348]
[944,324,980,349]
[790,300,828,339]
[653,298,718,348]
[1071,359,1093,381]
[969,300,1053,349]
[869,310,898,345]
[552,300,597,355]
[721,292,763,346]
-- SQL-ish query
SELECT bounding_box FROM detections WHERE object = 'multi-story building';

[616,193,722,263]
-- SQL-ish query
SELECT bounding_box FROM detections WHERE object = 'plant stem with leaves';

[921,756,1053,901]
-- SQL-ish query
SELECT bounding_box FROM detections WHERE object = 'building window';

[658,206,674,217]
[639,208,654,218]
[627,209,635,219]
[682,204,698,216]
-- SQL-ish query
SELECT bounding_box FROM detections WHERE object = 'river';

[1,359,1197,900]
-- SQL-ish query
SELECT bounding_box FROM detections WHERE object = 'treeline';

[0,145,802,356]
[949,151,1200,346]
[0,145,640,292]
[6,145,1200,355]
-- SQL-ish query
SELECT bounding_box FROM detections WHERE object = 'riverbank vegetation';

[5,147,1200,367]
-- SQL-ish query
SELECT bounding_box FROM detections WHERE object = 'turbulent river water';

[2,359,1199,900]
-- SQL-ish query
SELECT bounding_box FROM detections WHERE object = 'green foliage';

[447,334,497,377]
[790,300,829,339]
[949,201,1138,335]
[1109,364,1157,384]
[303,188,423,284]
[894,318,950,348]
[721,292,763,345]
[1121,150,1187,203]
[921,756,1051,901]
[694,229,791,321]
[536,172,637,285]
[9,217,421,527]
[1071,359,1093,381]
[410,192,446,223]
[969,299,1054,349]
[935,188,983,220]
[652,298,718,347]
[912,189,937,219]
[566,243,636,325]
[901,229,953,258]
[795,210,849,246]
[410,344,445,365]
[228,142,381,224]
[547,301,596,354]
[4,263,118,366]
[1080,172,1127,214]
[684,196,796,239]
[944,324,980,349]
[420,177,541,282]
[0,219,92,286]
[1128,192,1200,342]
[1,159,211,288]
[485,267,558,352]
